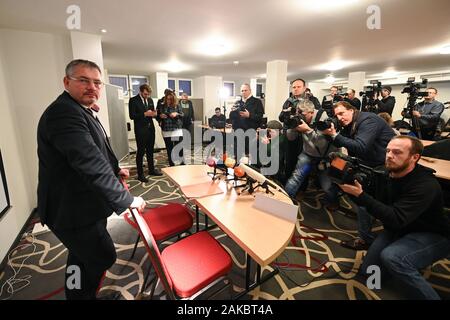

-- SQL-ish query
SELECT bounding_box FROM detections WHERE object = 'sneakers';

[340,237,370,251]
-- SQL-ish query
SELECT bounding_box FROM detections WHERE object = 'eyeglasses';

[68,76,103,88]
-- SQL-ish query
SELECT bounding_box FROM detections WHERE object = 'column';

[265,60,288,121]
[348,71,366,95]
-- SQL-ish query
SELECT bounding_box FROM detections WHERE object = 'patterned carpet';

[0,148,449,300]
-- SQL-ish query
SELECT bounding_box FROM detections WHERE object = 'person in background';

[37,59,146,300]
[343,89,361,110]
[179,92,195,131]
[374,86,396,115]
[128,84,162,183]
[378,112,401,135]
[321,86,343,117]
[157,92,185,166]
[209,107,226,129]
[305,88,322,110]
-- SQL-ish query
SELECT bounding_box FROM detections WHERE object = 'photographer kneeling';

[339,136,450,300]
[322,101,396,249]
[285,100,340,208]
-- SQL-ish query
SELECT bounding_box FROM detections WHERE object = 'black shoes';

[340,237,370,251]
[148,169,162,176]
[137,175,149,183]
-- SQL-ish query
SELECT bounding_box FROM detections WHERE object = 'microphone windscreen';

[225,157,236,168]
[206,157,217,167]
[239,156,249,165]
[234,167,245,178]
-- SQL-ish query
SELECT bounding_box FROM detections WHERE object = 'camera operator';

[373,86,396,115]
[305,88,322,110]
[323,101,396,167]
[402,87,444,140]
[339,136,450,300]
[279,78,308,182]
[284,100,340,208]
[322,86,343,117]
[343,89,361,110]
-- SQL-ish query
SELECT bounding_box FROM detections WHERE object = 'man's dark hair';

[139,84,151,93]
[65,59,101,77]
[291,78,306,86]
[348,89,356,94]
[330,86,339,90]
[428,87,438,94]
[333,100,356,111]
[215,107,221,112]
[391,135,424,158]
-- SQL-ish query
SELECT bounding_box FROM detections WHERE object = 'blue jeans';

[357,206,376,243]
[360,230,450,300]
[285,152,338,205]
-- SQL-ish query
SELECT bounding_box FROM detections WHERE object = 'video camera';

[359,80,382,99]
[233,99,246,112]
[285,113,307,129]
[315,117,340,131]
[327,152,386,191]
[401,77,428,98]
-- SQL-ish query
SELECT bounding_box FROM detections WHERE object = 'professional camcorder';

[359,80,382,99]
[233,99,246,112]
[315,117,340,131]
[401,77,428,98]
[285,113,307,129]
[327,152,385,190]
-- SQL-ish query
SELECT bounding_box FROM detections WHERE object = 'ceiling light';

[381,70,398,78]
[324,74,336,84]
[320,60,350,71]
[100,29,107,33]
[160,59,190,73]
[198,36,232,56]
[233,61,239,65]
[440,45,450,54]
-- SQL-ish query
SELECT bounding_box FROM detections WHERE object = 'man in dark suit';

[229,83,264,130]
[37,59,146,300]
[129,84,162,183]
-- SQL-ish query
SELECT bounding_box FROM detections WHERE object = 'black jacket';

[229,96,264,130]
[374,96,396,115]
[357,165,450,237]
[333,111,396,167]
[179,100,195,128]
[37,91,133,230]
[128,94,155,135]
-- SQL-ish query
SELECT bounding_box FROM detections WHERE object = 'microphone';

[238,163,283,192]
[206,156,217,167]
[225,157,236,168]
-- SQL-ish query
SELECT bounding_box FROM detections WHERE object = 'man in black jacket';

[373,86,396,115]
[37,59,146,299]
[179,92,195,131]
[129,84,162,182]
[229,83,264,131]
[343,89,361,110]
[339,136,450,300]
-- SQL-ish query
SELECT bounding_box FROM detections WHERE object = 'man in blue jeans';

[285,100,339,207]
[339,136,450,299]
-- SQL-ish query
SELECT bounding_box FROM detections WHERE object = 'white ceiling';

[1,0,449,82]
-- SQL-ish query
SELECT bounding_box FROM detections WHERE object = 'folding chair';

[130,208,232,299]
[124,203,194,260]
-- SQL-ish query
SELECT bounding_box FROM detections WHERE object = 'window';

[168,79,176,92]
[223,82,235,97]
[130,76,148,96]
[179,80,192,96]
[256,83,264,98]
[168,78,193,96]
[109,75,129,96]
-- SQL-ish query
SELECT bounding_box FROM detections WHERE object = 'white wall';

[0,28,72,261]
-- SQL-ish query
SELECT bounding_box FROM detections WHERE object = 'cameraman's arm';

[377,96,395,114]
[333,117,377,157]
[350,181,437,230]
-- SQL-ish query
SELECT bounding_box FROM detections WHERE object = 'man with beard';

[339,136,450,300]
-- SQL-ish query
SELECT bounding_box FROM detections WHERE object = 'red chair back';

[130,208,176,299]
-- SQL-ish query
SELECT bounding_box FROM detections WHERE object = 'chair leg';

[130,234,140,260]
[149,277,158,299]
[141,262,154,294]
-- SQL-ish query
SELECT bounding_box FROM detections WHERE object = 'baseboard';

[0,208,36,273]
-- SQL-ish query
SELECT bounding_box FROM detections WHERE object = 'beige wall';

[0,28,71,261]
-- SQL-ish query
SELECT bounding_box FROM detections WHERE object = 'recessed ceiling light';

[198,36,232,56]
[160,59,190,73]
[382,70,398,78]
[324,74,336,84]
[320,60,350,71]
[440,45,450,54]
[233,61,239,65]
[100,29,107,33]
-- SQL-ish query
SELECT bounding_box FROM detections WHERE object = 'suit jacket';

[37,91,133,230]
[229,96,264,130]
[128,94,155,137]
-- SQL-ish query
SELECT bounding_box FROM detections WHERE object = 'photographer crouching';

[339,136,450,300]
[322,101,396,249]
[284,100,340,209]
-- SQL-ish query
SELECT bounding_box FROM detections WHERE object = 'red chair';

[130,208,232,299]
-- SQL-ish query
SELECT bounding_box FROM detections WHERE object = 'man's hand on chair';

[130,197,146,212]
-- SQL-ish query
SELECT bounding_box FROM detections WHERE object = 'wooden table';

[162,165,296,298]
[419,157,450,181]
[420,139,435,147]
